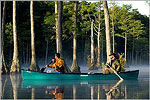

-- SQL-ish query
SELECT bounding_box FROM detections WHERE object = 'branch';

[100,27,104,30]
[94,33,98,36]
[93,23,98,30]
[93,26,98,34]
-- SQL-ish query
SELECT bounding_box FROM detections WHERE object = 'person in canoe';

[46,53,65,73]
[102,53,125,74]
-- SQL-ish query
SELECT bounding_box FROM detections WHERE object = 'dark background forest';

[1,1,149,70]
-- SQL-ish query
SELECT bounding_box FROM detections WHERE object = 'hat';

[109,53,119,59]
[109,53,116,56]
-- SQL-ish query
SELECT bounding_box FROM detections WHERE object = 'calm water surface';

[1,66,149,99]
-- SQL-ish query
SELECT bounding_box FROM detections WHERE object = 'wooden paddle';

[107,64,123,80]
[41,61,53,72]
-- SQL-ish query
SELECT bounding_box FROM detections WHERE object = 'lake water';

[1,65,149,99]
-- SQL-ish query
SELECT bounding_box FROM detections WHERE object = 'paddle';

[106,64,123,80]
[41,61,53,72]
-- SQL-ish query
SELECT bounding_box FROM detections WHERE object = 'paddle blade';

[41,67,46,72]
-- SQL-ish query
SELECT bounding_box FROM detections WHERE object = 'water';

[1,66,149,99]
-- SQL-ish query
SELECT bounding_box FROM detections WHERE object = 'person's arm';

[48,64,56,68]
[115,62,121,72]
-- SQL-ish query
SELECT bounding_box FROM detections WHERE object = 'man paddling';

[46,53,65,73]
[102,53,124,74]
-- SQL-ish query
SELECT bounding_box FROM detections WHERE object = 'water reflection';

[105,80,123,100]
[10,73,21,100]
[45,86,64,99]
[1,74,149,99]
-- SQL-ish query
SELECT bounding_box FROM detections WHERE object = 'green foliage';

[5,22,13,44]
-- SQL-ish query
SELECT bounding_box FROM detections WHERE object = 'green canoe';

[21,70,139,80]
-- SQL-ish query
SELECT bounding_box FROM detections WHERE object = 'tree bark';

[10,1,20,73]
[112,6,115,53]
[97,4,101,68]
[71,2,80,73]
[45,39,48,64]
[29,1,39,71]
[57,1,63,57]
[55,1,58,53]
[125,32,127,62]
[103,1,112,63]
[1,1,8,74]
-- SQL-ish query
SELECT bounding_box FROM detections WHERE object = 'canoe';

[21,70,139,80]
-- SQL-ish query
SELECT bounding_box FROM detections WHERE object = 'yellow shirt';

[48,58,65,71]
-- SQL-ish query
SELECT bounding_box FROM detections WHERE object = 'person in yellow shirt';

[46,53,65,73]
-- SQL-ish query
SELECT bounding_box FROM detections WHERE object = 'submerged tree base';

[71,60,80,73]
[10,59,20,73]
[88,62,98,70]
[29,63,40,72]
[1,53,9,74]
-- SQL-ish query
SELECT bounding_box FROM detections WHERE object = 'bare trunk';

[29,1,39,71]
[10,1,20,73]
[112,7,115,53]
[45,39,48,64]
[71,2,80,73]
[101,35,104,63]
[55,1,58,53]
[125,33,127,62]
[112,18,115,53]
[1,1,8,74]
[57,1,63,56]
[132,40,134,65]
[88,20,96,70]
[103,1,112,63]
[97,6,101,68]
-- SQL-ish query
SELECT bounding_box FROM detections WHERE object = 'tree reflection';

[10,73,21,100]
[73,85,76,100]
[1,75,8,98]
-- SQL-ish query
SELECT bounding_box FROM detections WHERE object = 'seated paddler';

[102,53,125,74]
[46,53,65,73]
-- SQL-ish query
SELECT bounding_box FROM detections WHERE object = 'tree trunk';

[45,39,48,64]
[55,1,58,52]
[29,1,39,71]
[112,16,115,53]
[132,40,134,65]
[103,1,112,63]
[101,35,104,63]
[97,5,101,68]
[56,1,63,57]
[10,1,20,73]
[112,6,115,53]
[88,20,96,70]
[71,2,80,73]
[125,33,127,62]
[1,1,8,74]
